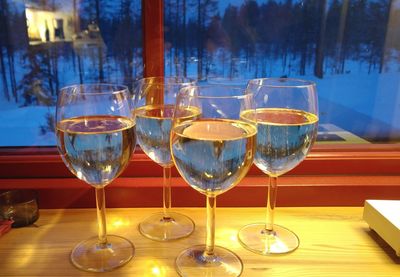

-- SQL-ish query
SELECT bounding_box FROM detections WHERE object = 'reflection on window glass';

[165,0,400,144]
[0,0,142,147]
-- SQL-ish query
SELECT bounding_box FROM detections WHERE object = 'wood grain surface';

[0,207,398,276]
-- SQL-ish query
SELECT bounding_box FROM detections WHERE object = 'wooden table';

[0,207,398,276]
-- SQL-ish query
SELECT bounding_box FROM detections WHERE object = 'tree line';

[0,0,142,105]
[0,0,398,106]
[165,0,395,79]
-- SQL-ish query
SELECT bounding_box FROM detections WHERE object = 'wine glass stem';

[95,187,108,246]
[265,176,278,232]
[205,196,216,256]
[162,166,172,219]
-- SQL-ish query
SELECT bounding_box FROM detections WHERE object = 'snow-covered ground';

[1,52,400,146]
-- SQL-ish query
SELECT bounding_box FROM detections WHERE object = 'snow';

[0,104,55,146]
[2,69,400,147]
[1,49,400,147]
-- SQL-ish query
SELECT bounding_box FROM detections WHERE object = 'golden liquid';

[56,115,136,186]
[171,119,257,196]
[135,104,200,166]
[242,108,318,176]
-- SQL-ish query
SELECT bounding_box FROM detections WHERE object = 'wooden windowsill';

[0,207,398,276]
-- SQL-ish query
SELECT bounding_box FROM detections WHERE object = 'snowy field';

[1,54,400,147]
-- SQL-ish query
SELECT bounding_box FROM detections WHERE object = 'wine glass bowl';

[238,78,319,255]
[171,85,257,276]
[55,84,136,272]
[134,77,196,241]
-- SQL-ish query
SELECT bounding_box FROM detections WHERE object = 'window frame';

[1,144,400,178]
[0,0,399,208]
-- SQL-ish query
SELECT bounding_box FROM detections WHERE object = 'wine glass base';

[70,235,134,272]
[238,223,299,255]
[175,244,243,277]
[139,212,195,241]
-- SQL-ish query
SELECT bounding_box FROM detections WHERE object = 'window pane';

[0,0,142,147]
[164,0,400,144]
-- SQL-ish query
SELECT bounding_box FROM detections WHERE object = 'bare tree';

[335,0,349,74]
[314,0,328,78]
[193,0,218,80]
[182,0,187,77]
[0,0,10,101]
[0,0,17,101]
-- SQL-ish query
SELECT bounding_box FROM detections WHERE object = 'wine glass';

[171,85,257,276]
[55,84,136,272]
[134,77,196,241]
[238,78,319,254]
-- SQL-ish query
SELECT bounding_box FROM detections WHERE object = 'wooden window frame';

[1,0,399,208]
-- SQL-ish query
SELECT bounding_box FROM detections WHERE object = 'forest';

[164,0,397,79]
[0,0,400,146]
[0,0,398,106]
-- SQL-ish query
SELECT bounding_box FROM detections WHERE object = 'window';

[0,0,142,147]
[0,1,399,208]
[164,0,400,144]
[2,0,400,146]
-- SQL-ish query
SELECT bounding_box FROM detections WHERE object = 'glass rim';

[248,78,316,88]
[60,83,129,96]
[136,76,195,86]
[179,85,251,99]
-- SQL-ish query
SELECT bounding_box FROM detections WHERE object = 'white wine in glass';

[238,78,319,255]
[134,77,197,241]
[171,85,257,277]
[56,84,136,272]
